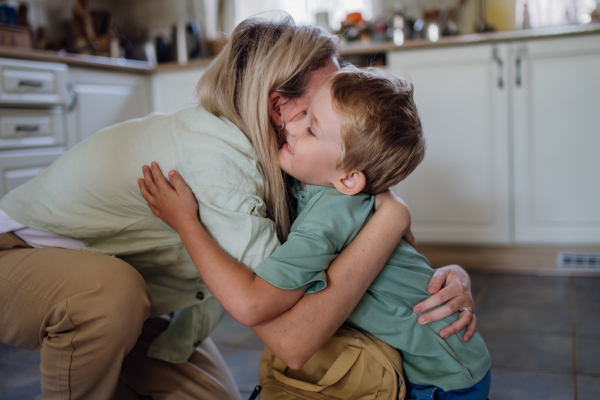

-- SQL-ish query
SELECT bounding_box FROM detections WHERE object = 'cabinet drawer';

[0,147,65,198]
[2,68,56,94]
[0,58,69,105]
[0,108,65,148]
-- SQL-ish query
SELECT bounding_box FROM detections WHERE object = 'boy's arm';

[177,222,304,326]
[139,163,303,326]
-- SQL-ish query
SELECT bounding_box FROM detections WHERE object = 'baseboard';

[418,244,600,277]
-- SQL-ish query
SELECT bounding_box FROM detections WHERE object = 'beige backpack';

[257,325,406,400]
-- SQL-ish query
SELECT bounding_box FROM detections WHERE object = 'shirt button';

[196,291,204,301]
[194,340,202,347]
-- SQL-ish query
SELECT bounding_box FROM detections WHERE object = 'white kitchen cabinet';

[151,67,205,114]
[511,35,600,244]
[66,68,151,146]
[387,44,511,244]
[0,147,65,198]
[0,107,65,149]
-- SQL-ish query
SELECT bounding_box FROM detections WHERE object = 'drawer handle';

[18,80,44,88]
[515,56,522,87]
[492,47,504,89]
[15,125,40,133]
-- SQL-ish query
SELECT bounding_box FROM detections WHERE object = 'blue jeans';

[405,369,491,400]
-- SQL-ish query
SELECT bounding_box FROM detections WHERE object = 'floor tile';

[574,277,600,309]
[243,334,265,350]
[210,313,256,347]
[576,308,600,336]
[483,275,570,307]
[240,387,259,400]
[0,384,42,400]
[576,337,600,374]
[469,273,490,307]
[476,305,571,334]
[215,344,239,359]
[4,349,41,366]
[577,375,600,400]
[224,348,263,393]
[488,369,574,400]
[481,332,573,372]
[0,343,22,363]
[0,363,41,396]
[239,390,253,400]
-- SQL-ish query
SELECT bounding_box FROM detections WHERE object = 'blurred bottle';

[391,3,407,45]
[316,12,330,31]
[0,1,17,25]
[522,2,531,29]
[592,1,599,22]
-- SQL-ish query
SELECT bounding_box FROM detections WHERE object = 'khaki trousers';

[0,233,241,400]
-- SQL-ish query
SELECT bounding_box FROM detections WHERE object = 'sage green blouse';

[1,107,280,363]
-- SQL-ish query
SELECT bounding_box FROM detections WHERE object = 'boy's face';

[278,84,343,187]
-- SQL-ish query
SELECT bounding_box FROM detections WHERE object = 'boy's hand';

[138,162,199,232]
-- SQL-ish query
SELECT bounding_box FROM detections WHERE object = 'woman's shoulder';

[167,107,266,199]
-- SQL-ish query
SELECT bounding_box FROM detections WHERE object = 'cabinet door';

[66,68,151,146]
[0,147,65,198]
[151,67,205,114]
[386,44,510,244]
[512,35,600,244]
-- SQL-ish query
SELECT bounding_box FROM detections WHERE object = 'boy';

[139,66,491,399]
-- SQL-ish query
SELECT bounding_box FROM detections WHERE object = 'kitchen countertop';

[339,23,600,55]
[0,46,155,72]
[1,23,598,73]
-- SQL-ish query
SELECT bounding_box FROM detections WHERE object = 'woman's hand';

[138,162,199,232]
[413,264,477,342]
[374,190,416,247]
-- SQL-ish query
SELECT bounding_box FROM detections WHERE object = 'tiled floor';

[1,273,599,400]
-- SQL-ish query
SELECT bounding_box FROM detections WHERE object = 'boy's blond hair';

[329,66,425,194]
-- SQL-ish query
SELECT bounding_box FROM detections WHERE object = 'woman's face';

[272,57,340,138]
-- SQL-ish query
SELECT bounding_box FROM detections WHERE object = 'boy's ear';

[268,92,290,127]
[333,170,366,195]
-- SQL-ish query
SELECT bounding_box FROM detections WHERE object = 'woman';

[0,13,475,400]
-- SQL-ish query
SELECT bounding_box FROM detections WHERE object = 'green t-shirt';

[254,182,491,391]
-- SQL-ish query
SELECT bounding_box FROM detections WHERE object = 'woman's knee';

[67,255,152,340]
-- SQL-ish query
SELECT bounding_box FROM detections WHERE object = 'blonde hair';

[329,66,425,194]
[197,13,338,241]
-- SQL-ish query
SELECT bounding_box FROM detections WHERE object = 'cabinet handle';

[67,82,78,112]
[18,80,43,88]
[492,48,504,89]
[515,56,522,87]
[15,125,40,133]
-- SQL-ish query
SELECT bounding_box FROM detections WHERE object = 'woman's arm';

[138,163,304,326]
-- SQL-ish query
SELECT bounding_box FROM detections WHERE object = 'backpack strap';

[272,344,364,397]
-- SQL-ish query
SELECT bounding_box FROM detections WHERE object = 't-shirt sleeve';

[254,229,337,294]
